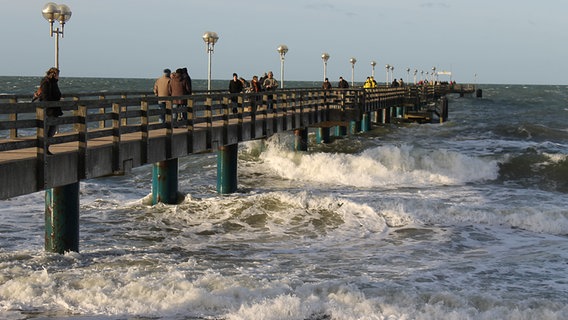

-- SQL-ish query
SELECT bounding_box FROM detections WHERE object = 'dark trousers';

[158,102,166,123]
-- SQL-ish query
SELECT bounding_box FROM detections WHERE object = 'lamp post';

[42,2,72,69]
[321,52,330,81]
[385,64,390,85]
[371,60,377,78]
[432,66,437,83]
[202,31,219,91]
[277,44,288,88]
[413,69,417,84]
[406,67,410,84]
[349,57,357,86]
[390,65,394,84]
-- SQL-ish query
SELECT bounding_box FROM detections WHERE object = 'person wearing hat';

[153,68,171,123]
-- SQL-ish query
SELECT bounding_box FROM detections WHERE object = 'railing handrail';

[0,85,451,154]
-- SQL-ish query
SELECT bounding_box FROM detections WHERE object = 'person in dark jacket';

[36,67,62,154]
[229,73,243,113]
[338,76,349,88]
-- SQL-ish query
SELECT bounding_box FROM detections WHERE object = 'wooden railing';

[0,85,449,154]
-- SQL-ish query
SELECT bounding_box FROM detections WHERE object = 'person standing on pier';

[363,77,376,89]
[229,73,244,113]
[338,76,349,88]
[180,67,193,122]
[250,75,262,112]
[262,71,278,109]
[169,69,191,125]
[322,78,332,90]
[153,69,171,123]
[35,67,62,154]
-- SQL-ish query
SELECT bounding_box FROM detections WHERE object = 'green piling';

[361,113,371,132]
[217,143,238,194]
[293,128,308,151]
[334,125,347,137]
[349,121,360,135]
[45,182,80,253]
[152,158,179,204]
[316,127,331,144]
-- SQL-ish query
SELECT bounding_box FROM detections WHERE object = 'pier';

[0,83,472,253]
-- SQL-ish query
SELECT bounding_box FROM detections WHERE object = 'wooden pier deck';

[0,84,458,200]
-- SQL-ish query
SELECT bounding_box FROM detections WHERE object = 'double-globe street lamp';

[371,61,377,78]
[349,57,357,86]
[321,53,330,81]
[202,31,219,91]
[277,45,289,88]
[432,66,437,83]
[41,2,72,69]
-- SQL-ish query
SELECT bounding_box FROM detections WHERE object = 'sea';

[0,76,567,320]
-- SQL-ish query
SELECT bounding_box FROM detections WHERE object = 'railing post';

[141,99,149,164]
[187,97,194,152]
[205,96,213,149]
[165,100,173,159]
[98,94,106,129]
[237,95,243,141]
[77,103,88,179]
[9,97,17,138]
[121,93,128,126]
[112,102,122,173]
[36,104,48,190]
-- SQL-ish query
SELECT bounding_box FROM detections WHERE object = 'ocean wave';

[254,139,499,188]
[498,148,568,193]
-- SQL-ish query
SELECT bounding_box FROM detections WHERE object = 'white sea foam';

[2,81,568,319]
[257,141,499,188]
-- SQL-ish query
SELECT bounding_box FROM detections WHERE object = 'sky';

[2,0,568,85]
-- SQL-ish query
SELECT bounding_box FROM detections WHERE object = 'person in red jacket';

[169,68,191,125]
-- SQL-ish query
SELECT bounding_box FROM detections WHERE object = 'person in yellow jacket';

[363,76,376,89]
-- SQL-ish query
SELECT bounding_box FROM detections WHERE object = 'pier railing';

[0,84,450,144]
[0,84,452,199]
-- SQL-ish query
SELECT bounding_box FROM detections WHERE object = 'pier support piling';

[361,113,371,132]
[152,158,179,205]
[334,125,347,137]
[348,121,360,135]
[293,128,308,151]
[316,127,331,144]
[217,143,238,194]
[45,182,80,253]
